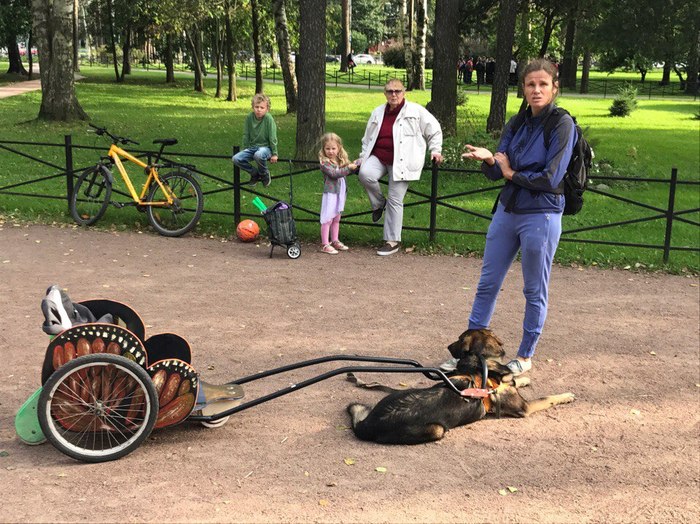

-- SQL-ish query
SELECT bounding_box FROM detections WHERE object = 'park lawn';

[0,66,698,272]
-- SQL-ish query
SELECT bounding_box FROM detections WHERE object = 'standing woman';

[442,59,576,375]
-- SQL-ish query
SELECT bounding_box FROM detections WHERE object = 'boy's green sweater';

[242,112,278,156]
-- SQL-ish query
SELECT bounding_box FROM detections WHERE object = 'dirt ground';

[0,221,698,523]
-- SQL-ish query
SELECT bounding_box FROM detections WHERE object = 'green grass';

[0,66,698,272]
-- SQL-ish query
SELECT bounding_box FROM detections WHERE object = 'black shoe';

[376,242,400,256]
[260,171,271,188]
[372,202,386,223]
[245,173,261,186]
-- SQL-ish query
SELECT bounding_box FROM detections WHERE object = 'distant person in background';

[347,51,356,71]
[465,57,474,84]
[510,58,518,85]
[485,57,496,84]
[475,57,486,85]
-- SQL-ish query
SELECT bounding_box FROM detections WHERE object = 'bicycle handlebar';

[88,123,140,146]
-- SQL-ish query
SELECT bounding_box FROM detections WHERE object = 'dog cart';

[15,287,485,463]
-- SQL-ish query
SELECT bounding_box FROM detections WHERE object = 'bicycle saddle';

[153,138,177,146]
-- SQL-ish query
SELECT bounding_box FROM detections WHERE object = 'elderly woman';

[441,58,576,375]
[358,79,443,256]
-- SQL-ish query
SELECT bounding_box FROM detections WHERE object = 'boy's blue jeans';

[233,147,272,176]
[468,204,562,359]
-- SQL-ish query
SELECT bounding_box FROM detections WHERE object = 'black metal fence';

[0,137,698,264]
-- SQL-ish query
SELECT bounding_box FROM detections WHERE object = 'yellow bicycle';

[70,125,203,237]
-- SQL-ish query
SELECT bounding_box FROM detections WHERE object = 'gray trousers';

[358,155,409,242]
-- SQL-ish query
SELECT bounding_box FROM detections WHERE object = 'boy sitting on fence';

[233,93,278,187]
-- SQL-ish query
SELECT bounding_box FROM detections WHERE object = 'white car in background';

[353,53,376,64]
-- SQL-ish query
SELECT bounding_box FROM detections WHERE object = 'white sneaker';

[439,357,459,372]
[506,359,532,376]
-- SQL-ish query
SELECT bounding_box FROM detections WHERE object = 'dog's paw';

[562,392,576,403]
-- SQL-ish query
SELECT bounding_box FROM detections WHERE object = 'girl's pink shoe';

[321,244,339,255]
[331,241,349,251]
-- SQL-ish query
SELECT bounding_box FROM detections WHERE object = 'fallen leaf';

[630,409,641,416]
[57,473,67,478]
[326,482,337,487]
[498,489,508,496]
[649,351,656,356]
[375,466,387,473]
[507,486,518,493]
[0,450,9,457]
[319,499,329,506]
[344,458,356,466]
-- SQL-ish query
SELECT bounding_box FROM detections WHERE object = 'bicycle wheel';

[146,170,203,237]
[38,354,158,463]
[70,165,112,226]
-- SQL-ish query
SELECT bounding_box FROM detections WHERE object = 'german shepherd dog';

[347,329,575,444]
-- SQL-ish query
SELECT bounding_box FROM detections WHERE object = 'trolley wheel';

[70,165,112,226]
[287,243,301,259]
[38,353,158,463]
[146,170,203,237]
[200,416,230,429]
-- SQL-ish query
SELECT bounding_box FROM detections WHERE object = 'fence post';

[233,145,241,226]
[429,161,439,242]
[662,167,678,264]
[64,135,74,210]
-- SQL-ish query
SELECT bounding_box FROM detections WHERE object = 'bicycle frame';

[107,143,174,207]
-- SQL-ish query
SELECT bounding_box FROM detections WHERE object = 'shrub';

[609,83,639,117]
[382,44,405,69]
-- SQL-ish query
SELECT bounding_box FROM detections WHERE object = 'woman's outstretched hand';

[462,145,494,165]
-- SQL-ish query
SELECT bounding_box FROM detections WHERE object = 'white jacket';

[360,100,443,182]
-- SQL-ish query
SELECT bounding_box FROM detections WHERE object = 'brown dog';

[346,329,575,444]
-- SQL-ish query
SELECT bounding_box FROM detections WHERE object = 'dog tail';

[346,403,371,427]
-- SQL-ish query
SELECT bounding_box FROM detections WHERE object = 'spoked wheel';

[287,243,301,259]
[70,165,112,226]
[146,170,203,237]
[38,354,158,463]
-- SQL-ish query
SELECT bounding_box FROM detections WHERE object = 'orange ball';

[236,219,260,242]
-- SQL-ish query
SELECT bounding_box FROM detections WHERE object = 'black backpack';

[504,107,593,215]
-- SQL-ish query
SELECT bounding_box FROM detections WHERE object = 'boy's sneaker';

[260,171,271,187]
[439,357,459,372]
[245,173,261,186]
[331,241,349,251]
[377,242,400,256]
[506,359,532,376]
[321,244,338,255]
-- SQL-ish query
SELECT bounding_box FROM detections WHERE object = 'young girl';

[318,133,358,254]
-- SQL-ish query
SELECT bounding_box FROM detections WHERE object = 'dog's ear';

[447,329,473,359]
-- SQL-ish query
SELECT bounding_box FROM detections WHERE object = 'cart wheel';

[38,353,158,463]
[287,243,301,259]
[200,416,230,429]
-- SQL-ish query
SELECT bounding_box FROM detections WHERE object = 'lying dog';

[347,328,575,445]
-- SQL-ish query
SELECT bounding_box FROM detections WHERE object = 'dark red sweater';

[371,100,405,165]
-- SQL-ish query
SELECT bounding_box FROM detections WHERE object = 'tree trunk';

[580,48,591,94]
[402,0,414,89]
[273,0,297,112]
[120,23,132,80]
[27,30,34,79]
[31,0,88,121]
[660,60,672,85]
[340,0,351,72]
[186,28,205,92]
[72,0,80,72]
[5,34,28,75]
[164,33,175,83]
[685,24,699,95]
[486,0,518,134]
[224,1,237,101]
[296,0,326,160]
[560,3,577,90]
[105,0,120,81]
[251,0,264,93]
[411,0,426,90]
[537,8,555,58]
[80,3,92,63]
[430,0,458,136]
